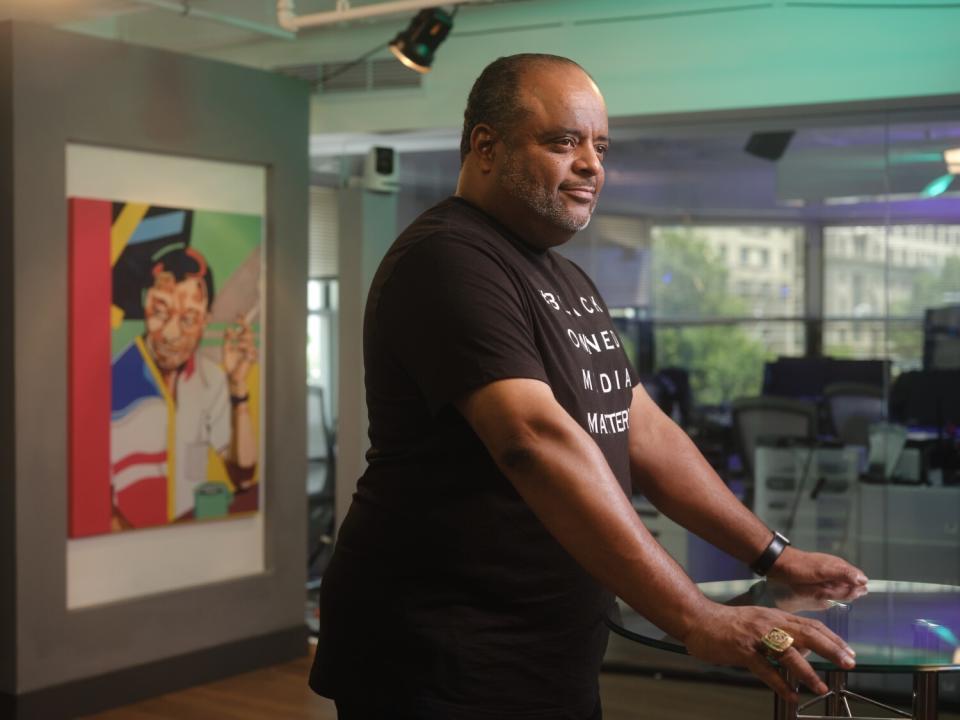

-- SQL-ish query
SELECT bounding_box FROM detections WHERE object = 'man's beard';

[498,149,595,233]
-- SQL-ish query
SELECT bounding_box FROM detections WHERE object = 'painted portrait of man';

[68,200,263,537]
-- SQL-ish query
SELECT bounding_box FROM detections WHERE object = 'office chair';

[731,395,818,506]
[823,382,885,446]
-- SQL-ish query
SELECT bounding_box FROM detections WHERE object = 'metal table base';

[773,670,939,720]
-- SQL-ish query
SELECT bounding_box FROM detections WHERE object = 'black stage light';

[389,8,454,74]
[744,130,795,161]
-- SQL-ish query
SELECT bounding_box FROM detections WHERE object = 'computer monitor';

[762,357,888,399]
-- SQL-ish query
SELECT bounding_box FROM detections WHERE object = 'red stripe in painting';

[112,451,168,475]
[68,198,113,538]
[116,476,168,529]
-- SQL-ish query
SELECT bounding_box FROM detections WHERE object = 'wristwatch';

[750,531,791,576]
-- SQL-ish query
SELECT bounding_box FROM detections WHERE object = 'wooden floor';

[81,653,960,720]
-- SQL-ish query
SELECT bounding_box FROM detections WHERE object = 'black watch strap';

[750,531,791,576]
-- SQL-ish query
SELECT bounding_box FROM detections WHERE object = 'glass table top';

[607,580,960,672]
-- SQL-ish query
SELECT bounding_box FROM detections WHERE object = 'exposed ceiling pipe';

[131,0,296,39]
[276,0,487,32]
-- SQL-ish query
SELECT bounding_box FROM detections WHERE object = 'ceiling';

[6,0,959,220]
[7,0,350,26]
[3,1,433,52]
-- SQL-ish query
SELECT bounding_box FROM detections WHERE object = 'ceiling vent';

[276,58,422,93]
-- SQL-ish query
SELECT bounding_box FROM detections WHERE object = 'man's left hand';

[223,315,256,392]
[767,547,868,588]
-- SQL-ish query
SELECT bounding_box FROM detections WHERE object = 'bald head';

[455,56,608,249]
[459,54,590,164]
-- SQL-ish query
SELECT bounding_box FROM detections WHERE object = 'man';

[111,244,258,528]
[310,54,866,719]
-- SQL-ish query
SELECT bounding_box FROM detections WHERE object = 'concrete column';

[804,222,824,357]
[335,185,397,533]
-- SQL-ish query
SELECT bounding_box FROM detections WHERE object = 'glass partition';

[319,104,960,698]
[581,112,960,699]
[558,111,960,599]
[380,110,960,589]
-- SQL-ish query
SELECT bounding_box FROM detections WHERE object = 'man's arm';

[626,384,867,586]
[457,378,854,702]
[219,388,257,492]
[222,318,258,489]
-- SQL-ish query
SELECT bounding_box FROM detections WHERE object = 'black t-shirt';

[310,197,637,719]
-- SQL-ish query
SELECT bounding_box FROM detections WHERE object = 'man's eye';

[596,145,608,158]
[554,138,575,148]
[181,313,197,328]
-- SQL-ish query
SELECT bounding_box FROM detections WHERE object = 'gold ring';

[759,627,794,658]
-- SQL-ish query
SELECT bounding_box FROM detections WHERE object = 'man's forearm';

[627,387,771,566]
[459,380,710,643]
[231,402,258,469]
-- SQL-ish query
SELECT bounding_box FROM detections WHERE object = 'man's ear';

[470,123,499,171]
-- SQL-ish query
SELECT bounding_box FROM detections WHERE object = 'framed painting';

[68,198,263,538]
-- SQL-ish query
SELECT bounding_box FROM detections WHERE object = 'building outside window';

[823,224,960,373]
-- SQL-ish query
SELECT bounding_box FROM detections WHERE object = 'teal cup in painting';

[194,482,234,519]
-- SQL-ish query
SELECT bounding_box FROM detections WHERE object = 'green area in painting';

[191,210,262,286]
[200,323,262,349]
[112,321,143,358]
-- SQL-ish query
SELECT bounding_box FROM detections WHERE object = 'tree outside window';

[651,228,803,405]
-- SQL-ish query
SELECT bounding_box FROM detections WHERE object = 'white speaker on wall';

[363,146,399,193]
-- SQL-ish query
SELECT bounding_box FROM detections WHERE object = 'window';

[826,225,960,318]
[307,278,338,458]
[306,187,340,463]
[823,224,960,374]
[639,225,806,404]
[854,235,867,257]
[654,321,806,405]
[852,275,865,311]
[651,226,804,320]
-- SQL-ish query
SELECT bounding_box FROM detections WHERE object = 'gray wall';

[4,21,308,694]
[0,22,15,696]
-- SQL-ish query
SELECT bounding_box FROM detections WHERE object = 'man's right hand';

[683,602,856,703]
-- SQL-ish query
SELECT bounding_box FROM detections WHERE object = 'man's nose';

[162,317,180,339]
[573,145,602,177]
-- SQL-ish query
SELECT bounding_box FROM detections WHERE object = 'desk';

[754,444,860,557]
[606,580,960,720]
[752,445,960,585]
